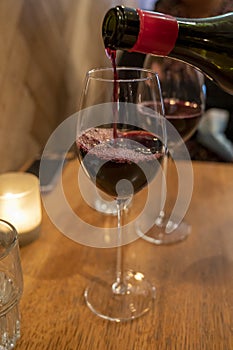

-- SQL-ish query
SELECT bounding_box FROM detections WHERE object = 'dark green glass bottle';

[102,6,233,95]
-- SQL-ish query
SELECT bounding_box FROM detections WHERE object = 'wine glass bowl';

[76,67,166,321]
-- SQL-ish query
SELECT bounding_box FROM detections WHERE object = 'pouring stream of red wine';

[106,48,118,139]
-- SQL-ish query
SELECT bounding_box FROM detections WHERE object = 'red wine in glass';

[164,98,202,141]
[76,126,164,198]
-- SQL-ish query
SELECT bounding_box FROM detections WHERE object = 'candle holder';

[0,172,42,246]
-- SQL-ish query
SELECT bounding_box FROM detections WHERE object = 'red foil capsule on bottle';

[131,10,179,56]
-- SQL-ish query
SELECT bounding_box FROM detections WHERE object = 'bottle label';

[130,10,178,55]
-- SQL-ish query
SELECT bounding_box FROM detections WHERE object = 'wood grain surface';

[16,160,233,350]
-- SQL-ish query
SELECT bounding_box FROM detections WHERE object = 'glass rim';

[87,66,159,83]
[0,219,18,259]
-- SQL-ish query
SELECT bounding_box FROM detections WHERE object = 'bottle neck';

[102,6,178,54]
[103,7,233,57]
[131,11,233,55]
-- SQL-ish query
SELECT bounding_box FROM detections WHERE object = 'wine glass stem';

[112,198,128,295]
[157,151,170,224]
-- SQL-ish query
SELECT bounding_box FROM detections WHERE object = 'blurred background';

[0,0,232,173]
[0,0,131,172]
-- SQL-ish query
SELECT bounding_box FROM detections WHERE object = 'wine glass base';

[84,269,156,322]
[137,219,191,245]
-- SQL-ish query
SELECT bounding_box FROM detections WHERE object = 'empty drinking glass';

[0,219,23,349]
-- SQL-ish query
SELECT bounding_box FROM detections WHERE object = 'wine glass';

[76,67,166,321]
[141,56,206,245]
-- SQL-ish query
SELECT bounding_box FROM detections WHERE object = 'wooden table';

[16,160,233,350]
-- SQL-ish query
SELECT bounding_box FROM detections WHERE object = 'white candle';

[0,172,42,245]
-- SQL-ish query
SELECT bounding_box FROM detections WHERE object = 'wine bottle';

[102,6,233,95]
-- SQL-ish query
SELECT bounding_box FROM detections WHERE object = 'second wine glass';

[76,67,166,321]
[142,56,206,245]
